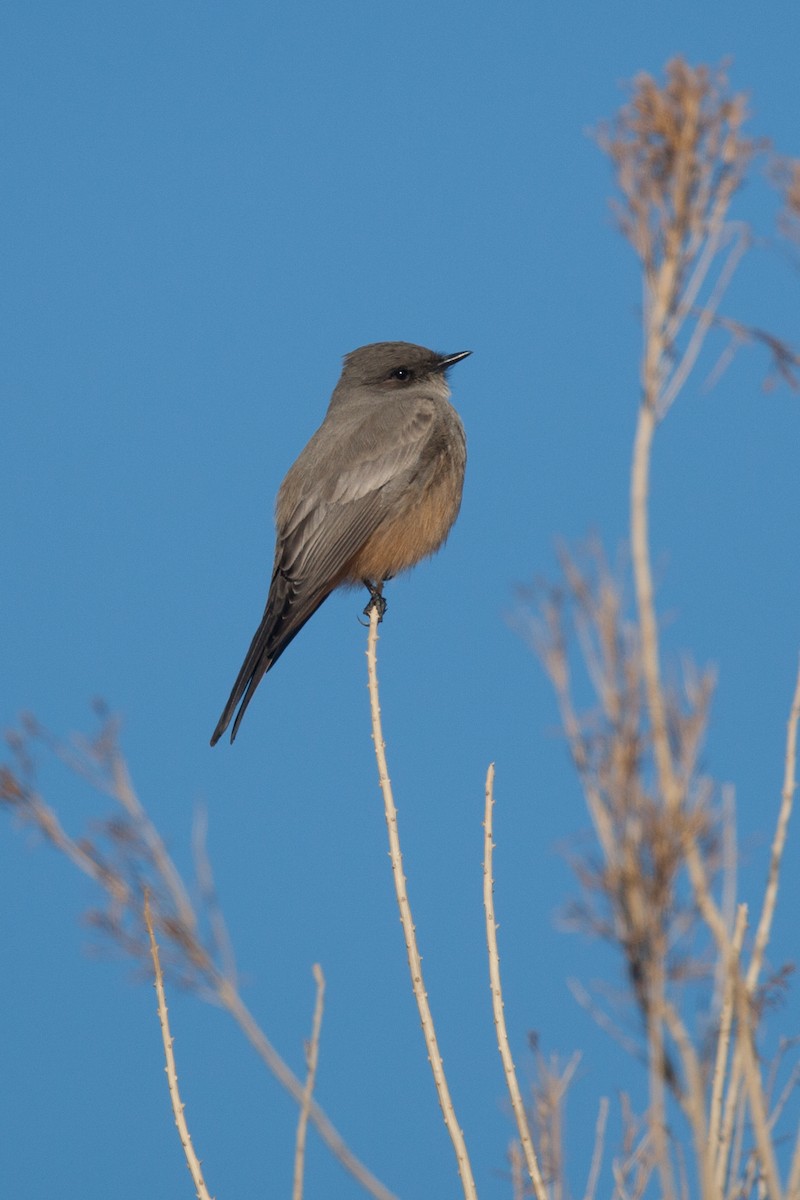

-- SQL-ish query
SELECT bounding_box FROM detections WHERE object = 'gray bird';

[211,341,470,745]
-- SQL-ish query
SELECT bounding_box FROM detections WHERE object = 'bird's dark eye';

[390,367,412,382]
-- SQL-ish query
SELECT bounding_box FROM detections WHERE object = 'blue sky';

[2,3,800,1197]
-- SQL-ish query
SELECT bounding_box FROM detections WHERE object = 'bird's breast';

[343,436,465,582]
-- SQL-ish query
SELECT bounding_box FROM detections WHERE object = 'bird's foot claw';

[362,580,388,623]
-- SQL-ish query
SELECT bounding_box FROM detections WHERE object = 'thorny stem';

[0,743,399,1200]
[366,605,477,1200]
[483,764,548,1200]
[144,892,213,1200]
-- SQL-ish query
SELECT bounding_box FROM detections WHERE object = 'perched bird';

[211,341,470,745]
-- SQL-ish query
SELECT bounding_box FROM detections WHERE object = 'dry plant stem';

[140,797,396,1200]
[2,724,400,1200]
[509,1140,525,1200]
[215,979,398,1200]
[658,224,748,416]
[788,1122,800,1200]
[691,882,781,1200]
[712,667,800,1200]
[643,958,676,1200]
[144,893,213,1200]
[769,1062,800,1135]
[365,606,477,1200]
[192,805,238,987]
[746,661,800,991]
[482,764,548,1200]
[28,800,128,901]
[583,1098,609,1200]
[568,979,643,1063]
[682,846,763,1199]
[731,974,784,1200]
[716,785,738,1006]
[630,400,680,816]
[293,964,326,1200]
[710,906,748,1192]
[548,664,616,863]
[114,755,196,934]
[660,998,710,1195]
[633,254,692,1200]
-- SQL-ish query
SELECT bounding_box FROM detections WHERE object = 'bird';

[210,340,471,745]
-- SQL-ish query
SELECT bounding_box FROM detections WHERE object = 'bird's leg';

[362,578,388,621]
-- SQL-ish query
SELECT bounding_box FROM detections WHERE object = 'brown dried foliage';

[598,58,756,285]
[0,712,399,1200]
[514,58,800,1200]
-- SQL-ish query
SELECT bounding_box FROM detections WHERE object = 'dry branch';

[293,963,326,1200]
[0,718,398,1200]
[365,606,477,1200]
[483,763,548,1200]
[144,892,213,1200]
[517,57,800,1200]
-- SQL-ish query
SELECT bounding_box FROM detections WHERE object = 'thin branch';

[768,1060,800,1135]
[660,997,710,1192]
[710,905,748,1190]
[192,805,238,988]
[643,957,676,1200]
[568,979,645,1064]
[583,1097,609,1200]
[365,606,477,1200]
[746,661,800,992]
[509,1139,526,1200]
[293,964,326,1200]
[732,971,784,1200]
[114,754,197,936]
[715,784,738,1009]
[787,1120,800,1200]
[630,401,681,817]
[1,731,399,1200]
[483,763,548,1200]
[214,978,398,1200]
[657,223,749,418]
[144,892,213,1200]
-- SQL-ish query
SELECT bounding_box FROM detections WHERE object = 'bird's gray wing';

[276,397,442,583]
[210,398,440,744]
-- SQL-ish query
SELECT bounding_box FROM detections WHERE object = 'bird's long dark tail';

[210,578,331,746]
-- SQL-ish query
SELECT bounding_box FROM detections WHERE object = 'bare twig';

[144,892,213,1200]
[768,1058,800,1134]
[642,955,675,1200]
[529,1048,581,1200]
[509,1139,525,1200]
[214,978,397,1200]
[568,979,645,1064]
[483,763,548,1200]
[114,752,197,936]
[518,59,800,1200]
[293,964,326,1200]
[732,971,784,1200]
[192,805,238,988]
[583,1097,609,1200]
[0,725,399,1200]
[630,399,680,822]
[787,1121,800,1200]
[710,905,747,1189]
[365,606,477,1200]
[660,996,709,1190]
[746,662,800,992]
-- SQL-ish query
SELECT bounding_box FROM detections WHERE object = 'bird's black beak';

[436,350,472,372]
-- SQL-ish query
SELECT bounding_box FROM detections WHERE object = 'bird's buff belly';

[343,470,462,582]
